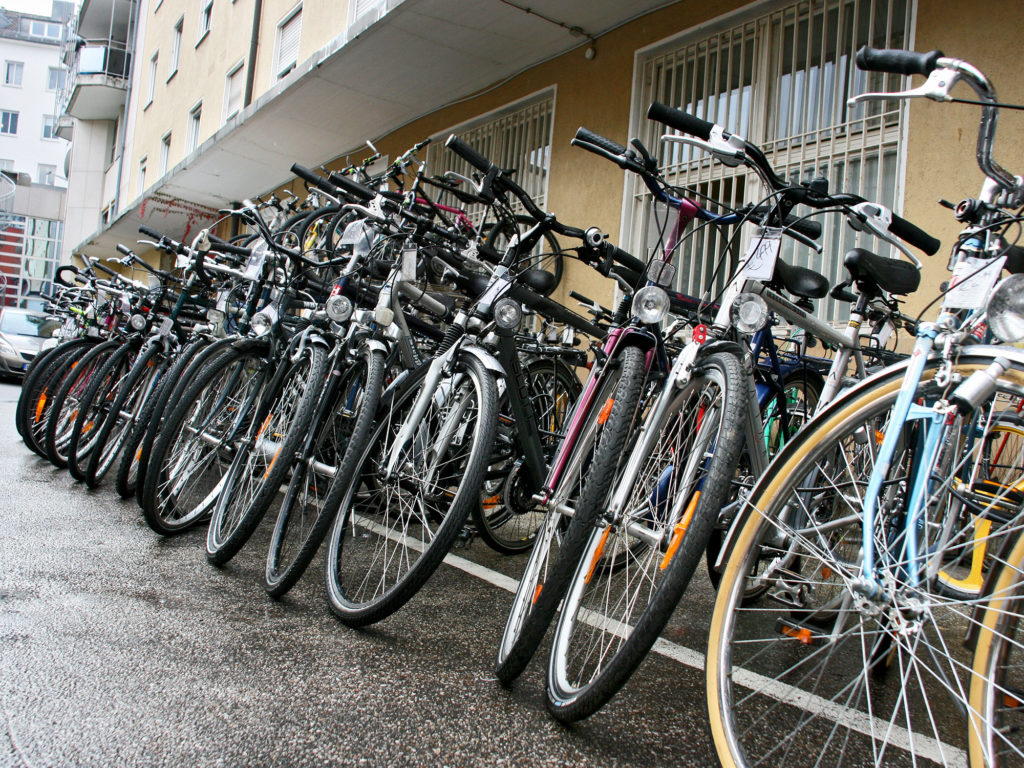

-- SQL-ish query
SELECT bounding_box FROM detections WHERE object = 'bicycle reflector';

[730,292,768,335]
[493,297,523,331]
[988,274,1024,342]
[632,286,670,324]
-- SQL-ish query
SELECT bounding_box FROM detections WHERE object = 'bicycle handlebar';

[855,46,944,77]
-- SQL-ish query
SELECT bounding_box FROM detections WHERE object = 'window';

[146,52,158,104]
[4,61,22,87]
[0,111,18,135]
[0,159,12,172]
[274,6,302,80]
[169,18,183,77]
[42,116,57,140]
[223,62,244,120]
[186,103,202,153]
[426,92,555,227]
[628,0,911,322]
[349,0,384,24]
[159,133,171,175]
[197,0,213,42]
[47,67,64,91]
[37,164,56,185]
[26,20,61,40]
[138,156,147,194]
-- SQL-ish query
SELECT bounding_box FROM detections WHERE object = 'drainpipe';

[244,0,263,107]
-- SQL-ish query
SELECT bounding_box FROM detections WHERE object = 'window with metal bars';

[425,91,554,230]
[629,0,911,322]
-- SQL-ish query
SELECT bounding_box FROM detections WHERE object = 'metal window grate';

[426,92,554,229]
[631,0,911,322]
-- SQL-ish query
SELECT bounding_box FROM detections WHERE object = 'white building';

[0,2,72,308]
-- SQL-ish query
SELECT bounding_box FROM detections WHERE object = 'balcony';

[56,0,136,122]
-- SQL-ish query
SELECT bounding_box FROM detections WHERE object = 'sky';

[2,0,55,15]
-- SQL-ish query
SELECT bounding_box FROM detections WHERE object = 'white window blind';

[187,104,201,152]
[170,18,182,74]
[224,63,244,120]
[351,0,384,22]
[275,8,302,79]
[630,0,911,322]
[159,133,171,175]
[426,93,555,228]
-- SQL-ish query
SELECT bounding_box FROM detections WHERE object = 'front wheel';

[546,351,748,722]
[323,352,498,627]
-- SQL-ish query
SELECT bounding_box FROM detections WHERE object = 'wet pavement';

[0,382,718,767]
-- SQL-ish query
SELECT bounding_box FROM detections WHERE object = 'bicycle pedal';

[453,526,476,549]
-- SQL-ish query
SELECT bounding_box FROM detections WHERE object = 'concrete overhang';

[72,0,671,259]
[65,73,128,121]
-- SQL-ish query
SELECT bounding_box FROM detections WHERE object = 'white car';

[0,308,60,379]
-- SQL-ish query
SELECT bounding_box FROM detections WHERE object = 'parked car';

[0,308,60,379]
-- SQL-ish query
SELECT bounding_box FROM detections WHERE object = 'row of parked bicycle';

[14,46,1024,766]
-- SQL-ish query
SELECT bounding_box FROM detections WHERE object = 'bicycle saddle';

[771,259,829,300]
[844,248,920,296]
[520,269,558,295]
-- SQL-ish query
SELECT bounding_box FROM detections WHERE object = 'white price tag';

[175,252,190,269]
[741,228,782,281]
[244,246,267,280]
[944,255,1006,309]
[401,248,417,282]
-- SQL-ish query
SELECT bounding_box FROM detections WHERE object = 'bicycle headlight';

[632,286,670,324]
[250,306,277,336]
[987,273,1024,342]
[326,294,353,323]
[730,292,769,335]
[128,313,147,331]
[493,297,523,331]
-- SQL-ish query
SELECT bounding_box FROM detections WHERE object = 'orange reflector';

[34,392,47,422]
[660,491,700,570]
[256,413,274,440]
[584,527,611,584]
[482,494,501,509]
[135,446,144,462]
[1004,693,1022,709]
[82,420,94,434]
[532,584,543,605]
[875,429,885,445]
[781,625,814,645]
[263,447,283,479]
[597,398,615,425]
[821,567,833,580]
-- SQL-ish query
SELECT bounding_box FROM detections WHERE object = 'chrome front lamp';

[987,273,1024,342]
[632,285,670,324]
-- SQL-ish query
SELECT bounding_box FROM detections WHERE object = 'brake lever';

[661,128,746,168]
[847,66,960,107]
[847,202,923,267]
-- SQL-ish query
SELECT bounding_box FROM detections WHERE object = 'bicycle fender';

[362,338,389,356]
[460,345,505,377]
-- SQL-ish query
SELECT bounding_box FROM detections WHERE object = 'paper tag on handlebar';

[740,228,782,281]
[401,248,417,282]
[943,255,1005,309]
[175,252,189,269]
[244,244,267,280]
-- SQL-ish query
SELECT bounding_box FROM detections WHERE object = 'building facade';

[0,1,72,308]
[59,0,1024,321]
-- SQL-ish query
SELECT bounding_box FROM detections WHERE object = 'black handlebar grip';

[574,127,628,156]
[208,236,252,258]
[783,215,822,241]
[603,242,647,275]
[888,214,941,255]
[116,243,133,257]
[855,46,944,76]
[646,101,714,140]
[139,225,162,240]
[290,163,339,195]
[328,171,375,202]
[569,290,594,305]
[611,264,644,290]
[93,260,119,277]
[444,134,491,173]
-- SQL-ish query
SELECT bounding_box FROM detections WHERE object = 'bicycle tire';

[264,346,386,597]
[141,341,268,535]
[85,342,164,488]
[206,343,327,565]
[546,350,748,722]
[18,340,94,456]
[15,341,69,440]
[495,344,648,684]
[323,351,498,627]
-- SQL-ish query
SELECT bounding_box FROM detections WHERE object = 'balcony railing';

[55,4,135,122]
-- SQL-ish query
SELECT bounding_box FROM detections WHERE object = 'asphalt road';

[0,381,719,767]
